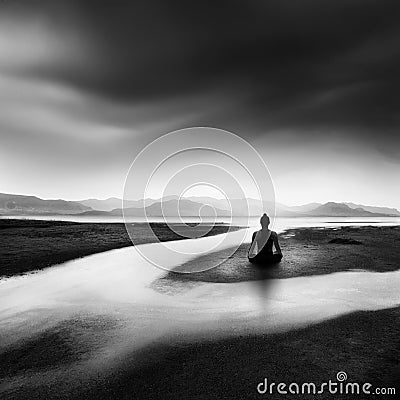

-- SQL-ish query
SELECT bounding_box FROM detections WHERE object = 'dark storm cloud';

[2,0,400,205]
[3,0,400,139]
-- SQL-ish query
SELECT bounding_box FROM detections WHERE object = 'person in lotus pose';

[248,213,282,264]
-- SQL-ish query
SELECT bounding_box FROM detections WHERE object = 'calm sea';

[1,214,400,230]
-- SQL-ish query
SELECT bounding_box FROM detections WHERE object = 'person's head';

[260,213,270,229]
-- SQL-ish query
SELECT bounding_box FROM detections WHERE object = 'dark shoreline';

[0,219,239,278]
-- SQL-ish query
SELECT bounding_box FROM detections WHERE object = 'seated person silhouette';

[248,213,283,264]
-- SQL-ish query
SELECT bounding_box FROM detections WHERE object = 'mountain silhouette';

[1,193,398,217]
[307,202,387,217]
[344,202,400,216]
[0,193,91,215]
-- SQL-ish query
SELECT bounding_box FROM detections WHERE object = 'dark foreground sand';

[1,308,399,399]
[1,225,399,399]
[89,308,400,400]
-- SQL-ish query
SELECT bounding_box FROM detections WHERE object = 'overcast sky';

[1,0,399,207]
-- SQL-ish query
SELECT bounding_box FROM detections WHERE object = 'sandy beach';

[1,223,399,399]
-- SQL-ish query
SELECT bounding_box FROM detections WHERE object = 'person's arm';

[252,232,256,243]
[272,231,282,255]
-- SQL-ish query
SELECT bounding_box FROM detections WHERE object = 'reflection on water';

[1,217,400,395]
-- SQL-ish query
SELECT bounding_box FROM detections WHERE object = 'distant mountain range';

[0,193,91,215]
[305,202,397,217]
[78,197,152,211]
[1,192,399,218]
[344,202,400,216]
